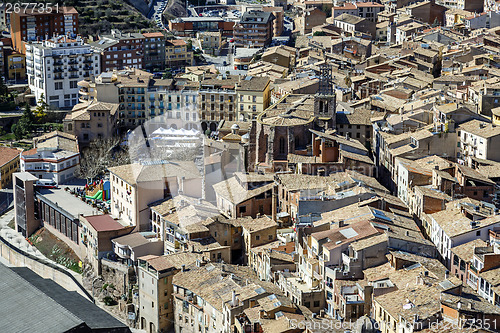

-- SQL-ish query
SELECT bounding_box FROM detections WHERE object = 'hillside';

[3,0,155,36]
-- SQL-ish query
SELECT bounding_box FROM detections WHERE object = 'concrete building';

[25,35,100,109]
[20,147,80,185]
[165,39,193,67]
[79,214,133,273]
[108,161,202,230]
[143,32,166,71]
[262,6,284,37]
[77,68,199,131]
[13,172,38,237]
[4,47,26,81]
[90,30,144,72]
[10,5,79,53]
[198,31,222,56]
[0,147,20,189]
[233,10,275,48]
[458,119,500,165]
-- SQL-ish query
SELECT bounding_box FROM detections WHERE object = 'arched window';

[279,137,285,154]
[67,123,73,131]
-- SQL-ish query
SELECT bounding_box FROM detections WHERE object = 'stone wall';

[0,234,93,301]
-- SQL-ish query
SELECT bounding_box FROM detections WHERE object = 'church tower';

[314,64,336,129]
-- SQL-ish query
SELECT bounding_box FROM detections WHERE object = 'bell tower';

[314,64,336,129]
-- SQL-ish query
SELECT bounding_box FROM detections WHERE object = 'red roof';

[168,39,186,46]
[85,215,127,232]
[22,148,38,156]
[356,1,384,7]
[0,147,20,167]
[143,32,164,38]
[334,4,357,9]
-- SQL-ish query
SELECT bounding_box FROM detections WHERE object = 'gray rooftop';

[37,188,99,219]
[0,263,130,332]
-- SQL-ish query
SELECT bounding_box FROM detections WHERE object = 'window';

[476,230,481,236]
[268,234,273,240]
[54,82,63,90]
[304,302,310,308]
[239,206,246,214]
[256,235,260,241]
[314,301,320,307]
[70,81,77,89]
[279,137,285,154]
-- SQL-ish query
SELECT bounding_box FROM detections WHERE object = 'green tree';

[13,103,35,140]
[313,31,326,36]
[34,93,48,124]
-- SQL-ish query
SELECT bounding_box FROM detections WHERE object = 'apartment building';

[143,32,166,71]
[78,214,133,273]
[91,30,144,72]
[458,120,500,165]
[10,6,79,53]
[236,76,271,121]
[64,101,119,144]
[198,31,222,56]
[138,252,204,333]
[108,161,202,230]
[262,6,284,37]
[428,201,500,266]
[20,147,80,185]
[165,39,193,67]
[332,2,384,22]
[77,68,199,130]
[4,47,26,81]
[172,263,291,333]
[0,147,21,189]
[199,74,239,132]
[25,35,100,109]
[233,10,275,48]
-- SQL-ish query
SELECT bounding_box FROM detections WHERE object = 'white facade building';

[26,35,100,109]
[429,206,500,266]
[20,147,80,184]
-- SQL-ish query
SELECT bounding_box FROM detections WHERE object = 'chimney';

[445,270,449,279]
[196,259,201,267]
[181,264,186,272]
[338,220,345,227]
[232,290,237,306]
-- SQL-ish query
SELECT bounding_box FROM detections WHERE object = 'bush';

[103,296,117,306]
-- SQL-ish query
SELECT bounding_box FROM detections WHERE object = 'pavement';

[0,209,45,260]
